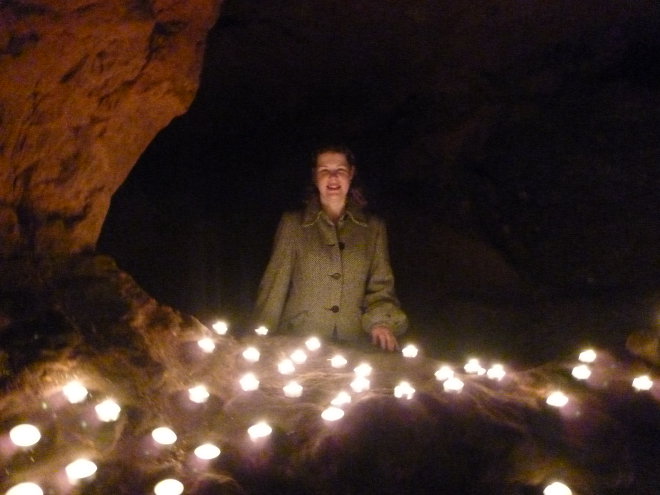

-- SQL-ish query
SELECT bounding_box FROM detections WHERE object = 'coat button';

[331,272,341,279]
[330,305,339,313]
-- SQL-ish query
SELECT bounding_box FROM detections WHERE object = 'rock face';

[0,0,221,256]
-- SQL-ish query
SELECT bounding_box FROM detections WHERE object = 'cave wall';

[0,0,222,257]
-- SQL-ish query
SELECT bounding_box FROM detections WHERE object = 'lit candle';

[401,344,419,358]
[65,458,97,483]
[350,375,370,393]
[197,337,216,353]
[242,347,261,362]
[194,443,221,460]
[5,482,43,495]
[305,336,321,351]
[546,391,569,408]
[188,385,210,403]
[321,406,345,422]
[239,372,260,391]
[330,391,352,407]
[248,421,272,440]
[154,478,184,495]
[571,364,591,380]
[9,424,41,447]
[353,363,372,376]
[63,380,88,404]
[486,364,506,381]
[632,374,654,391]
[434,365,454,382]
[278,359,295,375]
[290,349,308,364]
[254,325,269,336]
[543,481,572,495]
[578,349,597,363]
[212,320,229,335]
[464,358,486,375]
[330,354,348,368]
[393,381,415,399]
[152,427,177,445]
[95,399,121,422]
[283,381,303,398]
[443,377,464,393]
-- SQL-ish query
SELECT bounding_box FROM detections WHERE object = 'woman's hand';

[370,325,399,351]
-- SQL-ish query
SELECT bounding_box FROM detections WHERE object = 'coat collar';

[301,196,368,228]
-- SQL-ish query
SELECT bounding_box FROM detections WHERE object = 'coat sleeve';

[360,219,409,336]
[253,213,296,333]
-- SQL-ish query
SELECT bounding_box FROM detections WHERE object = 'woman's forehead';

[316,152,350,168]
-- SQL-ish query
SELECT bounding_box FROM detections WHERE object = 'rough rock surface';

[0,0,221,256]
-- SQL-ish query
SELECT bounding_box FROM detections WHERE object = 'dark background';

[99,0,659,364]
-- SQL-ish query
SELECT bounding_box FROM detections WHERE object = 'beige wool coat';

[254,199,408,342]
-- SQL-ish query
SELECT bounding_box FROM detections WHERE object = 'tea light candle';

[321,406,345,422]
[350,375,370,393]
[571,364,591,380]
[632,374,653,391]
[543,481,572,495]
[239,373,260,391]
[290,349,308,364]
[65,458,97,483]
[578,349,597,363]
[443,376,464,393]
[63,380,88,404]
[188,385,210,403]
[248,421,272,440]
[278,359,295,375]
[486,364,506,381]
[242,347,260,362]
[283,381,303,398]
[393,381,415,399]
[5,482,43,495]
[95,399,121,422]
[212,320,229,335]
[197,337,216,353]
[254,326,269,336]
[546,391,569,408]
[154,478,184,495]
[10,424,41,447]
[331,391,352,407]
[464,358,486,375]
[330,354,348,368]
[401,344,418,358]
[305,337,321,351]
[152,427,177,445]
[194,443,221,460]
[434,365,454,382]
[353,363,372,376]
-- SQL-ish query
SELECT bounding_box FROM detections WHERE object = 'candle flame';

[401,344,419,358]
[9,424,41,447]
[248,421,272,440]
[154,478,184,495]
[212,320,229,335]
[546,391,569,408]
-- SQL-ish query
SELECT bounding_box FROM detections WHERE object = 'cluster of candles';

[3,318,656,495]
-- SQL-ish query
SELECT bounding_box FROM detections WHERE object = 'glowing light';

[242,347,260,362]
[350,375,370,393]
[290,349,308,364]
[443,377,464,393]
[321,406,345,422]
[5,482,43,495]
[401,344,419,358]
[212,320,228,335]
[546,391,569,408]
[197,337,215,353]
[632,375,654,391]
[65,458,97,482]
[278,359,295,375]
[154,478,184,495]
[353,363,372,376]
[152,427,177,445]
[486,364,506,381]
[434,366,454,382]
[305,337,321,351]
[393,381,415,399]
[63,380,88,404]
[578,349,597,363]
[543,481,572,495]
[464,358,486,375]
[330,354,348,368]
[188,385,210,403]
[194,443,221,460]
[330,391,352,406]
[571,364,592,380]
[283,381,303,398]
[248,421,272,440]
[255,325,269,336]
[239,372,260,391]
[9,424,41,447]
[95,399,121,422]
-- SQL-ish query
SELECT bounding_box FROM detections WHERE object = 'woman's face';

[315,151,355,204]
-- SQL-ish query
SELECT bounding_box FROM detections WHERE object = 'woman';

[253,145,408,351]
